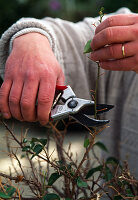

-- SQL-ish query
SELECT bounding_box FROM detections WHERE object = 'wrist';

[10,28,53,54]
[12,32,52,53]
[14,32,50,45]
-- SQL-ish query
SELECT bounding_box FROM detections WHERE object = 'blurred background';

[0,0,138,36]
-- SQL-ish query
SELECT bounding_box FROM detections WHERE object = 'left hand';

[90,14,138,73]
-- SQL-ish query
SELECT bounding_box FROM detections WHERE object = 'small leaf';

[83,40,92,54]
[31,138,47,146]
[77,177,88,188]
[20,154,26,159]
[6,186,16,196]
[106,157,119,165]
[31,137,39,143]
[0,191,11,199]
[29,141,35,149]
[65,198,71,200]
[48,172,62,186]
[43,193,60,200]
[39,138,47,146]
[33,144,43,154]
[22,146,30,152]
[126,189,134,197]
[86,165,103,179]
[84,138,89,148]
[94,141,108,152]
[23,138,27,143]
[103,166,113,181]
[114,195,123,200]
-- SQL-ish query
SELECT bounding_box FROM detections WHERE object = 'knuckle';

[108,45,116,58]
[132,14,138,22]
[0,89,7,104]
[131,26,138,38]
[42,67,55,78]
[106,16,115,27]
[134,55,138,64]
[21,98,31,109]
[0,89,5,99]
[9,95,20,105]
[38,95,51,105]
[104,28,113,43]
[91,38,96,50]
[25,71,36,82]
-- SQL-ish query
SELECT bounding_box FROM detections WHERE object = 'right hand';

[0,33,65,125]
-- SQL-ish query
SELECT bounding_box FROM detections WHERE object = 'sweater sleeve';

[0,14,98,99]
[0,7,131,99]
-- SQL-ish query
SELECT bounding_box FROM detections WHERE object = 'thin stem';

[94,63,100,119]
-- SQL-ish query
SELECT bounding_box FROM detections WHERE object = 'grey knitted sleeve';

[0,18,64,78]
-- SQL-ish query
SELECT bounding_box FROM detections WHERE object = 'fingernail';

[2,112,10,119]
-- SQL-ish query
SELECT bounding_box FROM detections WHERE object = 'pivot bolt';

[68,100,78,108]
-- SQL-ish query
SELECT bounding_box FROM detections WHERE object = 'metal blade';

[71,113,109,127]
[78,104,114,116]
[96,104,114,114]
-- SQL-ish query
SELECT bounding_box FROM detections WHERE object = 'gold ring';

[122,44,125,58]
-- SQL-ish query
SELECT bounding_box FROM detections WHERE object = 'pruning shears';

[50,85,114,127]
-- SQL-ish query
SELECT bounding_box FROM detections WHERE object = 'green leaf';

[48,172,62,186]
[33,144,43,154]
[0,191,11,199]
[106,157,119,165]
[29,141,35,149]
[31,138,47,146]
[31,144,43,159]
[94,141,108,152]
[20,154,26,159]
[126,188,134,197]
[6,186,16,196]
[23,138,27,143]
[114,195,123,200]
[31,137,39,143]
[22,145,30,152]
[39,138,47,146]
[77,177,88,188]
[86,165,103,179]
[103,166,113,181]
[43,193,60,200]
[65,198,71,200]
[83,40,92,54]
[84,138,90,148]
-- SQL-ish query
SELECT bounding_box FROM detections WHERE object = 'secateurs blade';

[50,85,114,127]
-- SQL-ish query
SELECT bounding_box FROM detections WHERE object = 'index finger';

[95,14,136,34]
[91,26,132,50]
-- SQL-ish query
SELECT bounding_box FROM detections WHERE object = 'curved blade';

[96,104,114,114]
[78,104,114,115]
[71,113,109,127]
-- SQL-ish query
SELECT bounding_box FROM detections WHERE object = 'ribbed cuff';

[9,27,53,53]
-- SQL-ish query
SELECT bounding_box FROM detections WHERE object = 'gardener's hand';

[91,14,138,73]
[0,33,64,125]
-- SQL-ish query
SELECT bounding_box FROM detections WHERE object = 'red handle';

[56,85,68,91]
